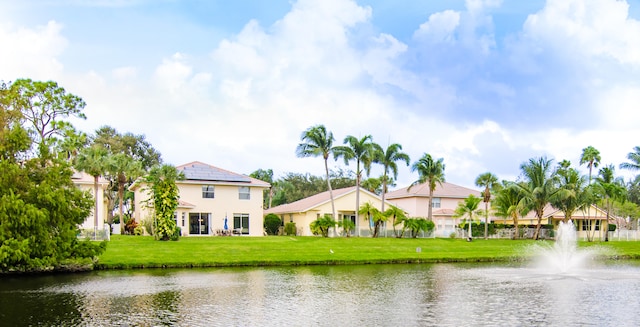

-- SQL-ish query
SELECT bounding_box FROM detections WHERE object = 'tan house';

[385,182,487,237]
[264,186,396,236]
[131,161,270,236]
[503,204,616,240]
[71,171,109,236]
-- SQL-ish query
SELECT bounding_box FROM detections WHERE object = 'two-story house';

[132,161,270,236]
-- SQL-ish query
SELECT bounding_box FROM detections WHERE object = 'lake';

[2,262,640,326]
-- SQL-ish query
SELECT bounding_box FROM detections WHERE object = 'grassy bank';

[96,235,640,269]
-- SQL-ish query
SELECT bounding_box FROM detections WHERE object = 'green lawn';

[96,235,640,269]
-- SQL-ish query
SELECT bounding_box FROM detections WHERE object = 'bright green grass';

[97,235,640,269]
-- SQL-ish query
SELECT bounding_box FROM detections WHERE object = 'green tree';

[361,177,383,194]
[475,172,499,239]
[594,165,627,242]
[108,153,143,234]
[74,146,110,238]
[410,153,445,221]
[8,79,86,152]
[91,126,162,227]
[359,201,384,237]
[453,194,483,240]
[1,82,105,272]
[337,218,356,237]
[376,143,410,212]
[403,218,435,238]
[492,181,527,239]
[334,135,377,236]
[384,205,408,238]
[580,146,601,185]
[263,213,282,235]
[516,157,561,240]
[620,146,640,173]
[250,168,275,209]
[296,125,340,224]
[310,214,336,237]
[552,161,590,223]
[145,165,184,241]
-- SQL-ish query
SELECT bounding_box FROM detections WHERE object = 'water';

[2,261,640,326]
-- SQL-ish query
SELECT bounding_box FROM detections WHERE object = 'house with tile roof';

[264,186,396,236]
[131,161,270,236]
[385,181,487,237]
[504,203,616,240]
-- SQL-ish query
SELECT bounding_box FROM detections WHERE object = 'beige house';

[264,186,396,236]
[131,161,270,236]
[385,182,487,237]
[503,204,616,240]
[71,171,109,234]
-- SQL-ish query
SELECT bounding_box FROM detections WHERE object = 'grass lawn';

[96,235,640,269]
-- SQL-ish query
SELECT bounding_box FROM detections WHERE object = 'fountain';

[535,220,594,275]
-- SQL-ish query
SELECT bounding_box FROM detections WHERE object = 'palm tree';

[359,201,384,237]
[492,181,527,239]
[296,125,340,225]
[75,146,110,238]
[410,153,445,221]
[580,146,601,185]
[620,146,640,172]
[108,153,143,234]
[453,194,483,240]
[384,205,408,238]
[375,143,410,213]
[595,165,627,242]
[552,162,590,223]
[475,172,499,239]
[334,135,377,237]
[516,157,561,240]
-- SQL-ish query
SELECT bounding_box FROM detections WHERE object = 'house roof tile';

[176,161,270,187]
[385,181,481,200]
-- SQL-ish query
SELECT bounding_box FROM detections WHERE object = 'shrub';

[310,214,336,237]
[264,214,282,235]
[449,232,457,239]
[170,227,181,241]
[284,222,297,236]
[609,224,617,232]
[125,219,139,235]
[134,225,144,236]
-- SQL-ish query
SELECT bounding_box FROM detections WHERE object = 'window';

[582,220,600,231]
[233,213,250,235]
[431,197,441,208]
[189,212,210,235]
[181,212,186,227]
[239,186,250,200]
[202,185,215,198]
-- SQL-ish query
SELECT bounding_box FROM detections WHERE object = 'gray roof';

[178,162,251,183]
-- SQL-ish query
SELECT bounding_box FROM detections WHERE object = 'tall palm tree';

[516,157,561,240]
[552,162,590,223]
[108,153,143,234]
[492,181,527,239]
[595,165,627,242]
[296,125,340,224]
[375,143,410,213]
[334,135,377,237]
[453,194,483,240]
[410,153,445,221]
[75,146,110,238]
[475,172,499,239]
[580,146,601,185]
[620,146,640,172]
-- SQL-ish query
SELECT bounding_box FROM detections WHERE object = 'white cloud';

[413,10,461,43]
[0,20,67,81]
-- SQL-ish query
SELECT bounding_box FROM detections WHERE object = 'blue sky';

[2,0,639,189]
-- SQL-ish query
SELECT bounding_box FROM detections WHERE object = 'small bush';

[170,227,181,241]
[264,214,282,235]
[284,222,297,236]
[134,225,144,236]
[125,219,139,235]
[449,232,456,239]
[609,224,617,232]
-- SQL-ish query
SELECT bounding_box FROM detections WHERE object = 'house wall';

[134,181,266,236]
[76,182,107,231]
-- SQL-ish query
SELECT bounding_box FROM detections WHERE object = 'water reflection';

[2,262,640,326]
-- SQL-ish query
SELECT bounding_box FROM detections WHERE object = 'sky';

[2,0,640,190]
